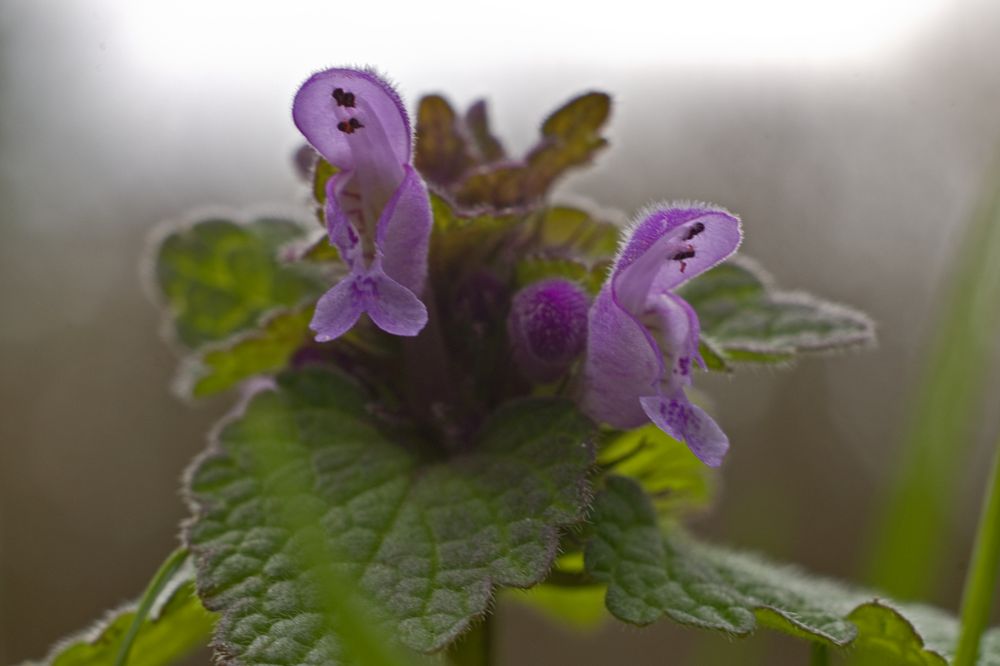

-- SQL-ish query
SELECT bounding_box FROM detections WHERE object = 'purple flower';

[582,203,742,467]
[507,278,590,382]
[293,68,432,341]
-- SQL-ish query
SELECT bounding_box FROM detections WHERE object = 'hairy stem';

[113,546,189,666]
[809,643,830,666]
[954,435,1000,666]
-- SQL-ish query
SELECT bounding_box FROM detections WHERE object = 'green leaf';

[528,91,610,184]
[512,206,617,294]
[38,558,215,666]
[534,206,620,260]
[414,95,473,186]
[514,257,592,291]
[464,100,506,164]
[185,367,595,663]
[697,339,730,372]
[504,584,609,630]
[452,165,530,211]
[178,307,313,398]
[678,258,874,365]
[585,476,1000,665]
[597,425,716,517]
[313,158,339,205]
[453,92,611,209]
[154,216,324,348]
[428,194,522,280]
[298,231,342,263]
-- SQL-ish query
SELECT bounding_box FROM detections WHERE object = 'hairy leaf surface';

[585,476,1000,665]
[678,258,874,367]
[155,217,324,348]
[185,368,595,663]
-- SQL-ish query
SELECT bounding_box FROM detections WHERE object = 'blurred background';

[2,0,1000,663]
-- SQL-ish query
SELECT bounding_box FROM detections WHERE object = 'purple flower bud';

[292,144,317,181]
[507,278,590,383]
[581,203,742,467]
[293,68,432,341]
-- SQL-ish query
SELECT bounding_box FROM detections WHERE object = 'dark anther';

[337,117,365,134]
[683,222,705,241]
[671,248,696,262]
[332,87,357,108]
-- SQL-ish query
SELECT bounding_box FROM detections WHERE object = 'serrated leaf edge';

[140,204,319,359]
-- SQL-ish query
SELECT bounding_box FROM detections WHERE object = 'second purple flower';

[582,203,742,467]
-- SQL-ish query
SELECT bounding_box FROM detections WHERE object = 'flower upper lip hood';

[582,202,742,467]
[292,67,432,342]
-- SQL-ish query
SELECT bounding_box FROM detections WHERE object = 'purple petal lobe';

[647,293,702,387]
[581,284,664,428]
[508,278,590,382]
[309,268,428,342]
[310,276,365,343]
[363,267,428,336]
[640,393,729,467]
[375,165,432,294]
[293,68,411,168]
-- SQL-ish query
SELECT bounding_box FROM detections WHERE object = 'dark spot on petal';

[683,221,705,240]
[671,248,696,261]
[332,88,357,108]
[337,117,365,134]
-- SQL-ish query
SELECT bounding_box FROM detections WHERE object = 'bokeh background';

[2,0,1000,663]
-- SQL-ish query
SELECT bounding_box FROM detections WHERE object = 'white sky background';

[109,0,945,71]
[98,0,948,103]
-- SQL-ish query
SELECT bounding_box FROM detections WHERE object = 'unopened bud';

[507,278,589,382]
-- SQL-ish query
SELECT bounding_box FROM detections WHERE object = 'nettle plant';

[35,68,1000,666]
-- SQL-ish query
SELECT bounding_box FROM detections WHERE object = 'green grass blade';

[954,438,1000,666]
[864,168,1000,598]
[113,547,190,666]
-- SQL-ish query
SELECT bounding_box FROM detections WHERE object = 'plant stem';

[114,546,190,666]
[809,642,830,666]
[954,435,1000,666]
[448,615,492,666]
